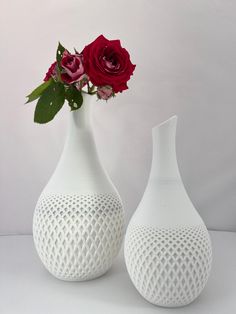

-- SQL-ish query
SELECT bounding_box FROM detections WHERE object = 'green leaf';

[26,79,52,104]
[34,81,65,124]
[65,86,83,111]
[56,42,66,67]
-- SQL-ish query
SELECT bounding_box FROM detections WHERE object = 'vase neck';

[42,93,118,195]
[150,115,181,180]
[68,93,93,133]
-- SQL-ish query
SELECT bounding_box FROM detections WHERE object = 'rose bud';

[97,86,113,100]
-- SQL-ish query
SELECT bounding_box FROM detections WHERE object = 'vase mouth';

[152,115,178,133]
[68,93,94,130]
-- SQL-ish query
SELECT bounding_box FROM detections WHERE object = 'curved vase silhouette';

[33,94,124,281]
[124,116,212,307]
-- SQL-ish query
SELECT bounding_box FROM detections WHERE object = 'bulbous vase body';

[33,94,124,281]
[124,116,212,307]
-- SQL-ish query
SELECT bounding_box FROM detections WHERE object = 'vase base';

[125,223,212,307]
[47,267,111,282]
[33,193,124,282]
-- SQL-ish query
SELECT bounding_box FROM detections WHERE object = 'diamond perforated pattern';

[125,224,212,306]
[33,193,124,281]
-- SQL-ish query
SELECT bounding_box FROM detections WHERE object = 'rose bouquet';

[26,35,136,124]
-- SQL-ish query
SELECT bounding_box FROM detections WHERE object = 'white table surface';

[0,231,236,314]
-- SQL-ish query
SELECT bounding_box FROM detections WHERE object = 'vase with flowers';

[27,35,135,281]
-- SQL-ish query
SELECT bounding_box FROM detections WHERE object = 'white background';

[1,0,236,235]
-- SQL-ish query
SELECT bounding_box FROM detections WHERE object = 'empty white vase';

[33,93,124,281]
[124,116,212,307]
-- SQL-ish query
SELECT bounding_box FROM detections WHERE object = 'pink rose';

[60,51,84,84]
[97,86,113,100]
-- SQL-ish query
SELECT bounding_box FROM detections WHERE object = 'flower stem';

[85,82,97,95]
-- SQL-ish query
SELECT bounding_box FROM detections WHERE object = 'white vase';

[124,116,212,307]
[33,94,124,281]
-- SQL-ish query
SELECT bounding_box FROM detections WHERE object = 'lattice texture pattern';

[125,224,212,307]
[33,193,124,281]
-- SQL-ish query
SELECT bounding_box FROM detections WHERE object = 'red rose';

[60,51,85,84]
[82,35,136,93]
[43,61,57,81]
